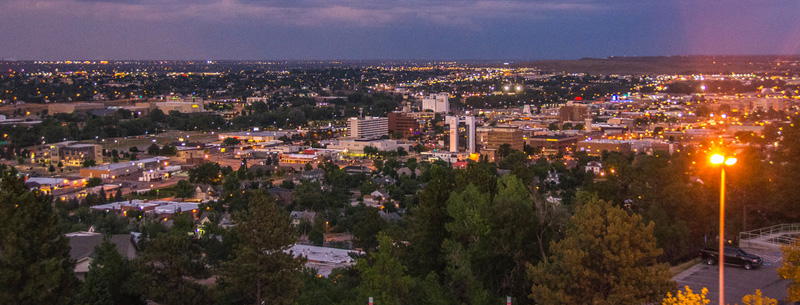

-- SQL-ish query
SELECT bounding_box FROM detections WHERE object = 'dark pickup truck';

[699,247,762,270]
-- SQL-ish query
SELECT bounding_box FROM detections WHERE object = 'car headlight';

[752,259,758,262]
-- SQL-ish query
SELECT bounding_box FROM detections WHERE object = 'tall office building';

[422,93,450,113]
[388,112,419,138]
[348,116,388,139]
[446,115,477,153]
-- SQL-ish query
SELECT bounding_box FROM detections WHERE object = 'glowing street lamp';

[709,153,736,305]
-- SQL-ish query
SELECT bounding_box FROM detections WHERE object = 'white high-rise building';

[348,117,388,139]
[446,115,477,153]
[422,93,450,113]
[447,116,459,153]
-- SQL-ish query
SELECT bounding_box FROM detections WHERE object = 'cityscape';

[3,1,800,305]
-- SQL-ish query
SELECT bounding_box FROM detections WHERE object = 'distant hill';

[515,55,800,75]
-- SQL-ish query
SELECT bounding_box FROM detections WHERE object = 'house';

[193,185,218,202]
[288,244,361,277]
[301,168,325,182]
[396,167,420,177]
[290,211,317,226]
[66,232,138,280]
[585,161,603,174]
[370,189,390,201]
[268,187,293,205]
[372,176,397,187]
[342,165,371,175]
[544,169,560,185]
[546,195,562,205]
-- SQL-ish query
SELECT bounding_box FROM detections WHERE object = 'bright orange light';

[710,154,725,165]
[725,157,737,166]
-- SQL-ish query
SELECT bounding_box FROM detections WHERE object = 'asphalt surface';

[673,247,789,304]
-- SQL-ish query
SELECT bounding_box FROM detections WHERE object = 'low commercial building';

[577,140,632,155]
[526,135,579,154]
[80,162,140,178]
[218,131,293,143]
[59,144,103,166]
[279,154,319,170]
[48,103,105,114]
[327,139,410,155]
[154,101,204,113]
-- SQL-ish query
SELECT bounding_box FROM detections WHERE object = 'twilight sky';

[1,0,800,60]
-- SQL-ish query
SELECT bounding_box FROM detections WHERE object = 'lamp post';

[710,153,737,305]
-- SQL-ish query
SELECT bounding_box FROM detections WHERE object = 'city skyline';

[2,0,800,60]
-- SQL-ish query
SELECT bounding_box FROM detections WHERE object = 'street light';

[710,153,736,305]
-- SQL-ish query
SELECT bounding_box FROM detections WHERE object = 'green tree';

[175,180,195,198]
[134,232,209,305]
[81,263,115,305]
[86,177,103,187]
[188,162,222,185]
[114,188,123,202]
[404,165,454,276]
[223,137,241,147]
[83,159,97,167]
[0,168,77,305]
[81,238,142,305]
[442,184,492,304]
[147,143,160,155]
[357,232,413,305]
[218,192,304,305]
[528,193,674,304]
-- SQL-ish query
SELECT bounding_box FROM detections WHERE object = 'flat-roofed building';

[328,139,410,156]
[279,154,319,170]
[218,131,293,143]
[578,140,632,155]
[48,103,105,114]
[558,102,589,123]
[526,135,579,154]
[154,101,204,113]
[486,128,524,152]
[388,112,419,138]
[421,93,450,113]
[348,116,388,139]
[80,162,140,179]
[59,144,103,166]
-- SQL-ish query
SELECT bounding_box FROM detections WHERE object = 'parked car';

[699,247,762,270]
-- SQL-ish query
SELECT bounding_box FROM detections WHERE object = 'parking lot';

[673,247,789,304]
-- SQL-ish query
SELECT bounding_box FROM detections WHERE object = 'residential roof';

[65,232,138,261]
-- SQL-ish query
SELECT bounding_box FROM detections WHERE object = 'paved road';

[673,248,789,304]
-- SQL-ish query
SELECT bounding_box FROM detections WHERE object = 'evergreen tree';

[404,165,454,276]
[0,168,78,304]
[528,193,675,304]
[357,232,413,305]
[134,232,209,305]
[83,238,142,305]
[98,187,107,204]
[218,191,303,305]
[114,188,123,202]
[81,263,115,305]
